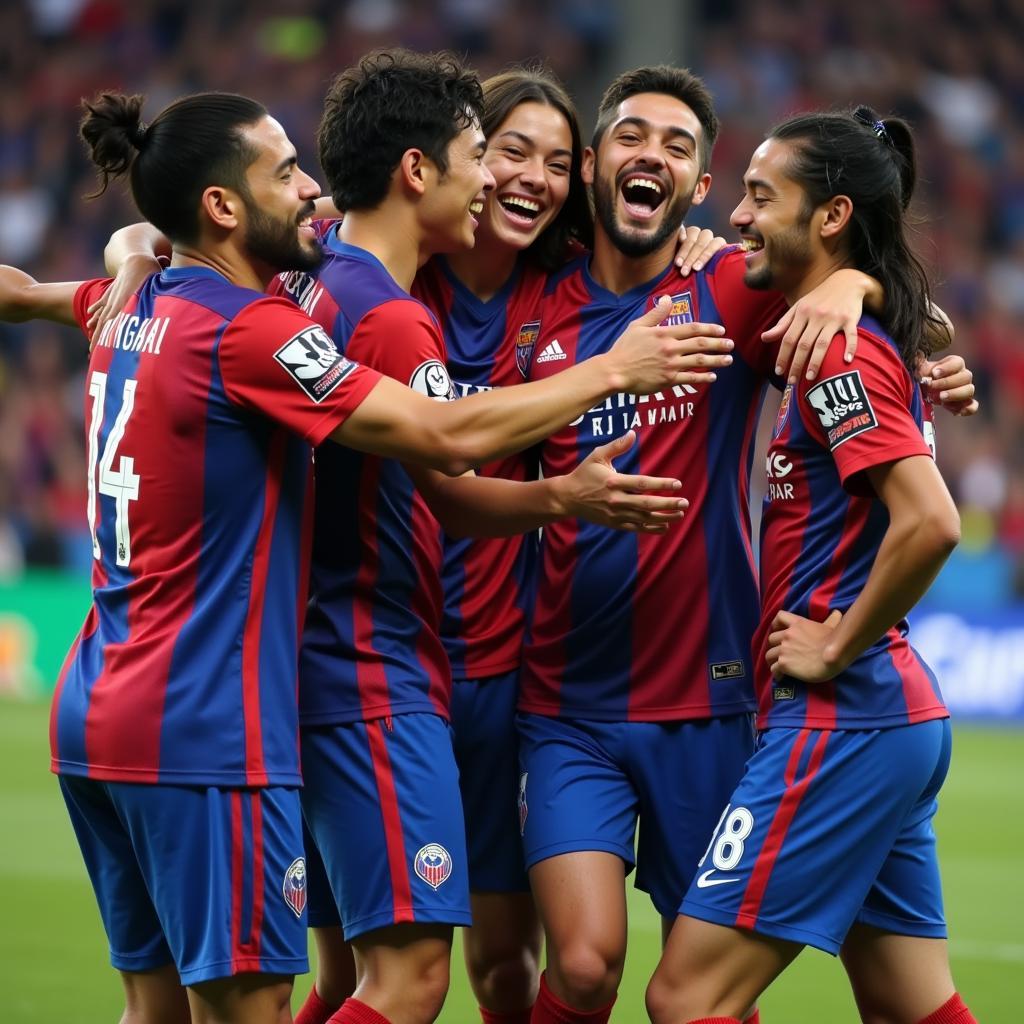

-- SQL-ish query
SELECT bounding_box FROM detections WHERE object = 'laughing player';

[646,107,978,1024]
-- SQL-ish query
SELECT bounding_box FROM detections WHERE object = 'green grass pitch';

[1,700,1018,1022]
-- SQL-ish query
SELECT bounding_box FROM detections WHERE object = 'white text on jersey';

[94,313,169,355]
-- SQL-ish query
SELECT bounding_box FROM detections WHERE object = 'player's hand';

[555,430,688,533]
[606,295,733,395]
[919,354,978,416]
[86,253,163,349]
[674,225,727,277]
[763,269,870,384]
[765,609,845,683]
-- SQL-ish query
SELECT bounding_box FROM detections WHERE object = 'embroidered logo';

[414,844,453,890]
[282,857,307,918]
[535,339,567,364]
[409,359,456,401]
[516,320,541,378]
[274,326,357,403]
[518,771,529,835]
[806,370,878,450]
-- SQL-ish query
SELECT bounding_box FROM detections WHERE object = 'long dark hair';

[769,106,950,370]
[80,91,266,247]
[481,66,592,269]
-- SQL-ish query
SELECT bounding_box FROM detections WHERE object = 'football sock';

[683,1019,742,1023]
[530,973,615,1024]
[327,998,393,1024]
[295,987,336,1024]
[916,993,978,1024]
[480,1007,533,1024]
[743,1011,761,1024]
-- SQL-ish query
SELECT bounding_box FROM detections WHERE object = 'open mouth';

[739,236,764,255]
[620,174,667,219]
[498,194,543,226]
[469,200,484,216]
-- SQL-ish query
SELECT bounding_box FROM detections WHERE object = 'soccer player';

[0,86,736,1024]
[273,51,734,1024]
[645,106,978,1024]
[516,68,976,1024]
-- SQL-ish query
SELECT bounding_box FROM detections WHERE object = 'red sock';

[530,972,615,1024]
[481,1008,533,1024]
[327,998,393,1024]
[684,1019,742,1024]
[917,993,978,1024]
[295,987,337,1024]
[743,1011,761,1024]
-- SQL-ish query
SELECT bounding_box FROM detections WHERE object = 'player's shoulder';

[543,252,589,297]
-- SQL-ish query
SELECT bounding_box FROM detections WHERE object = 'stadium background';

[0,0,1020,1019]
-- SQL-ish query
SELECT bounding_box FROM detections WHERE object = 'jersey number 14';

[86,371,140,567]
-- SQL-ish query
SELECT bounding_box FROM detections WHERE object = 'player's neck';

[785,252,852,307]
[445,234,518,302]
[337,209,425,292]
[589,230,675,296]
[169,246,271,292]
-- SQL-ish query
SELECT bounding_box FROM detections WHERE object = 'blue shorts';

[301,713,471,941]
[679,719,951,954]
[451,670,529,893]
[58,777,308,985]
[516,712,755,918]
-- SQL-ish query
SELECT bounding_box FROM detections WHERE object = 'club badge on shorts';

[518,771,529,835]
[414,843,453,890]
[282,856,307,918]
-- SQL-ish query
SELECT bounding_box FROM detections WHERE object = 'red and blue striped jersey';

[412,256,546,680]
[270,233,453,724]
[754,319,947,730]
[51,268,380,786]
[519,248,786,721]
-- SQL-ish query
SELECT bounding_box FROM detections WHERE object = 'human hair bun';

[79,91,147,197]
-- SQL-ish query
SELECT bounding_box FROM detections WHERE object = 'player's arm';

[329,297,733,475]
[408,430,687,538]
[919,351,978,416]
[673,225,728,277]
[0,265,82,326]
[766,455,959,682]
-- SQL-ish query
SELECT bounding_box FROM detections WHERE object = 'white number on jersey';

[86,371,141,567]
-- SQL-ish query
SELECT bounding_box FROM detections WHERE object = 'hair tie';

[128,122,148,149]
[871,119,895,149]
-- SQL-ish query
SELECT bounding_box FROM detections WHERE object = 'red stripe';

[736,730,830,928]
[736,384,762,583]
[234,791,265,971]
[354,459,391,717]
[366,721,415,924]
[887,628,946,723]
[230,791,245,972]
[239,434,287,786]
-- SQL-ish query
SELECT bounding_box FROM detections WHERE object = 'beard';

[243,200,323,274]
[592,170,697,259]
[744,216,815,291]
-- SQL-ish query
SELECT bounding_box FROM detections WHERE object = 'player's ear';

[200,185,243,232]
[581,147,596,187]
[819,194,853,239]
[399,148,429,198]
[690,172,712,208]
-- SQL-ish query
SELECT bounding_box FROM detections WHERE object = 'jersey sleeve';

[73,278,113,336]
[704,248,786,376]
[798,331,932,494]
[218,296,382,446]
[346,298,456,400]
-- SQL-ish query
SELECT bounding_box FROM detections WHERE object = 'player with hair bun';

[646,106,978,1024]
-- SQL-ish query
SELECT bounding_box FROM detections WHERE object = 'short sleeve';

[73,279,113,336]
[218,296,381,446]
[346,298,456,400]
[704,248,786,376]
[798,331,932,493]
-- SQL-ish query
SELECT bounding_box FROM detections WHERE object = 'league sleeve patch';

[806,370,878,450]
[274,325,358,403]
[409,359,456,401]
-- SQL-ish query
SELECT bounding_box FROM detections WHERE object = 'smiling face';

[731,137,818,294]
[476,100,574,253]
[420,118,496,254]
[585,92,711,259]
[239,116,323,273]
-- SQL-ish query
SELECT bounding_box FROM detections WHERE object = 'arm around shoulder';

[0,266,83,326]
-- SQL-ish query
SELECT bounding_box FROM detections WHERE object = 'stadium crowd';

[0,0,1021,604]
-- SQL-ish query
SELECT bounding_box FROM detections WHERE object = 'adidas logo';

[536,339,567,363]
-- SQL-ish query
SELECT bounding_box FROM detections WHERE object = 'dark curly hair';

[318,48,483,211]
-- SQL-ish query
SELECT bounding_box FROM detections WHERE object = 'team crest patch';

[772,686,796,701]
[414,843,453,890]
[710,660,745,680]
[806,371,877,450]
[773,385,793,438]
[516,321,540,378]
[656,291,694,326]
[518,771,528,835]
[409,359,456,401]
[282,856,307,918]
[274,326,357,403]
